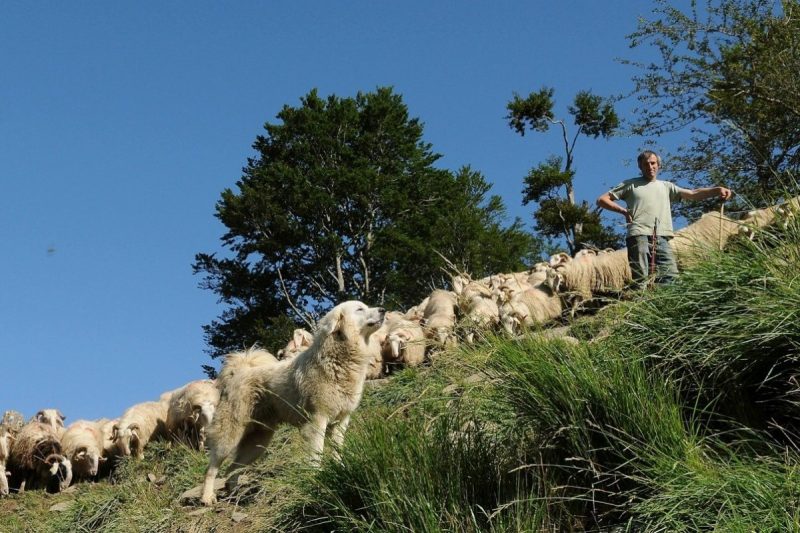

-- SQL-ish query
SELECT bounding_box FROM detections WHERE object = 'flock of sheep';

[0,198,793,499]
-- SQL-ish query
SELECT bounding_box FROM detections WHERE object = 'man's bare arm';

[680,186,732,202]
[596,192,633,223]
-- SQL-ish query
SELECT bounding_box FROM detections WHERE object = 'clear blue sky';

[1,2,690,421]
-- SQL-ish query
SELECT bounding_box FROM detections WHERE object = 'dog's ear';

[318,308,344,337]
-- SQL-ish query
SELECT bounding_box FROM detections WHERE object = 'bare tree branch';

[276,266,315,330]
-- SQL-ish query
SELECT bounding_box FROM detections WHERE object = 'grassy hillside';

[3,218,800,532]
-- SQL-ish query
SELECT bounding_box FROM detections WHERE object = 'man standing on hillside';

[596,150,732,286]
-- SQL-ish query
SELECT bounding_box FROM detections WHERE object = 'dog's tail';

[217,347,278,382]
[208,348,278,453]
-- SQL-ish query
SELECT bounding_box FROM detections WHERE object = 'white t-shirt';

[608,177,688,237]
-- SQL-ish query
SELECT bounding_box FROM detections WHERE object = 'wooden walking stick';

[649,218,658,285]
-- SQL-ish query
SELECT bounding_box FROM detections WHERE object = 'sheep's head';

[387,331,410,360]
[73,446,102,477]
[548,252,571,268]
[434,327,455,347]
[35,409,66,430]
[195,402,216,428]
[545,268,565,293]
[112,423,141,457]
[45,454,72,493]
[500,311,519,334]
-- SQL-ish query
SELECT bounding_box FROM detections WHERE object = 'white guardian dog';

[200,300,386,505]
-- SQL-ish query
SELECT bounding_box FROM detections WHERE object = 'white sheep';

[166,379,220,449]
[61,419,108,481]
[671,197,800,267]
[277,329,314,360]
[422,289,458,348]
[451,273,500,341]
[365,313,406,379]
[499,285,563,334]
[0,426,12,496]
[111,400,169,460]
[382,316,426,370]
[8,421,72,493]
[99,418,119,461]
[546,248,631,316]
[670,211,743,267]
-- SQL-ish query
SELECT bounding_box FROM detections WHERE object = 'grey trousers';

[626,235,678,287]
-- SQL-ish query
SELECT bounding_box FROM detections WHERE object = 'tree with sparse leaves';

[194,87,541,362]
[624,0,800,218]
[507,88,622,255]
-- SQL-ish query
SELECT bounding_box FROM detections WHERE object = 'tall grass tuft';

[486,337,698,528]
[280,405,553,532]
[608,218,800,435]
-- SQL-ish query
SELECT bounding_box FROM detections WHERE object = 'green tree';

[624,0,800,217]
[507,88,622,255]
[194,87,540,360]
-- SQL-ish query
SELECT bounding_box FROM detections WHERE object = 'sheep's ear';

[293,329,306,346]
[75,448,87,459]
[110,425,119,441]
[129,424,140,437]
[35,410,45,422]
[57,411,66,423]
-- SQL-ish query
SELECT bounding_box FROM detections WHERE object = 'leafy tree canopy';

[507,89,622,254]
[195,87,541,359]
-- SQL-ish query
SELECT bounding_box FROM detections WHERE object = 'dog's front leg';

[327,414,351,463]
[300,414,328,466]
[200,449,225,506]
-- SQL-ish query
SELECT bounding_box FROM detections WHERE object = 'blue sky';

[1,2,689,421]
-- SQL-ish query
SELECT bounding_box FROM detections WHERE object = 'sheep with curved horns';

[61,419,109,481]
[8,421,72,493]
[112,400,169,460]
[98,418,119,462]
[166,380,220,449]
